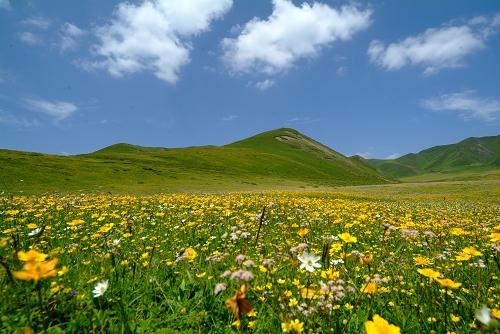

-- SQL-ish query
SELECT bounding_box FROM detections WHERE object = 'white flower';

[92,280,109,298]
[28,228,41,237]
[476,304,492,326]
[297,250,321,273]
[108,239,120,246]
[331,259,345,266]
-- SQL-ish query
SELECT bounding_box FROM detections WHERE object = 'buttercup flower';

[13,258,59,282]
[417,268,440,279]
[365,314,400,334]
[435,278,461,289]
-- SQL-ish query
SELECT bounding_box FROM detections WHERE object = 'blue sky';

[1,0,499,159]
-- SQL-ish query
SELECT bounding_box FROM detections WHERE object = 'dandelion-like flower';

[92,279,109,298]
[365,314,400,334]
[435,278,461,289]
[13,258,59,282]
[297,250,321,272]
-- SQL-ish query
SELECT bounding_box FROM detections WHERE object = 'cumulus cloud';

[19,31,42,45]
[0,0,10,10]
[221,0,372,75]
[336,66,347,75]
[421,90,500,121]
[81,0,232,83]
[368,14,499,75]
[255,79,275,90]
[24,99,78,120]
[60,22,87,52]
[385,153,400,160]
[21,16,51,29]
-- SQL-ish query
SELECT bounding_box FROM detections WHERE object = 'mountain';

[0,128,396,195]
[369,135,500,178]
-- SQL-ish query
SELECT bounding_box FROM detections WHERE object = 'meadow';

[1,181,500,333]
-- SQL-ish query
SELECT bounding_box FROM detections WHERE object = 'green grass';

[2,181,500,333]
[0,128,396,196]
[399,166,500,183]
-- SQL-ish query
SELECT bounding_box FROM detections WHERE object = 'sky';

[1,0,499,159]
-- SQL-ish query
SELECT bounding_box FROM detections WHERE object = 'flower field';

[1,182,500,333]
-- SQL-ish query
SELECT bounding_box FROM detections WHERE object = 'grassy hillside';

[369,135,500,179]
[0,128,396,196]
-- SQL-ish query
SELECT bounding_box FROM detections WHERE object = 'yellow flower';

[289,298,298,307]
[321,268,340,280]
[27,223,38,229]
[417,268,440,279]
[297,228,309,237]
[455,252,471,261]
[360,254,374,265]
[18,250,48,262]
[365,314,400,334]
[491,309,500,318]
[57,266,69,276]
[338,233,357,243]
[491,233,500,243]
[282,321,293,332]
[450,314,460,322]
[13,259,59,282]
[290,319,304,333]
[184,248,198,261]
[462,247,482,256]
[413,255,433,266]
[362,282,377,294]
[435,278,461,289]
[345,303,353,310]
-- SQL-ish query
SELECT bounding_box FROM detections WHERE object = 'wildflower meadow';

[1,182,500,333]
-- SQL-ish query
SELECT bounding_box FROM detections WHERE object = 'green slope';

[369,135,500,179]
[0,128,396,196]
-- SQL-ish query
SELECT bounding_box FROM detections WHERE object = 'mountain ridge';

[0,128,396,195]
[368,134,500,178]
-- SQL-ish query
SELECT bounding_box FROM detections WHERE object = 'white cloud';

[385,153,400,160]
[222,115,238,121]
[21,16,51,29]
[0,109,40,127]
[24,99,78,120]
[357,152,371,158]
[19,31,42,45]
[221,0,372,75]
[82,0,232,84]
[288,117,310,122]
[336,66,346,75]
[60,23,87,52]
[368,14,499,75]
[255,79,275,90]
[0,0,10,10]
[421,90,500,121]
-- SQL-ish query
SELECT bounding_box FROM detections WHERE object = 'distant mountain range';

[368,135,500,178]
[0,128,396,195]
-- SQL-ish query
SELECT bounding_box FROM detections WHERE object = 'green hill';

[0,128,396,196]
[369,135,500,179]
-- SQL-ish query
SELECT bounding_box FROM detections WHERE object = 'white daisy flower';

[297,250,321,273]
[92,279,109,298]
